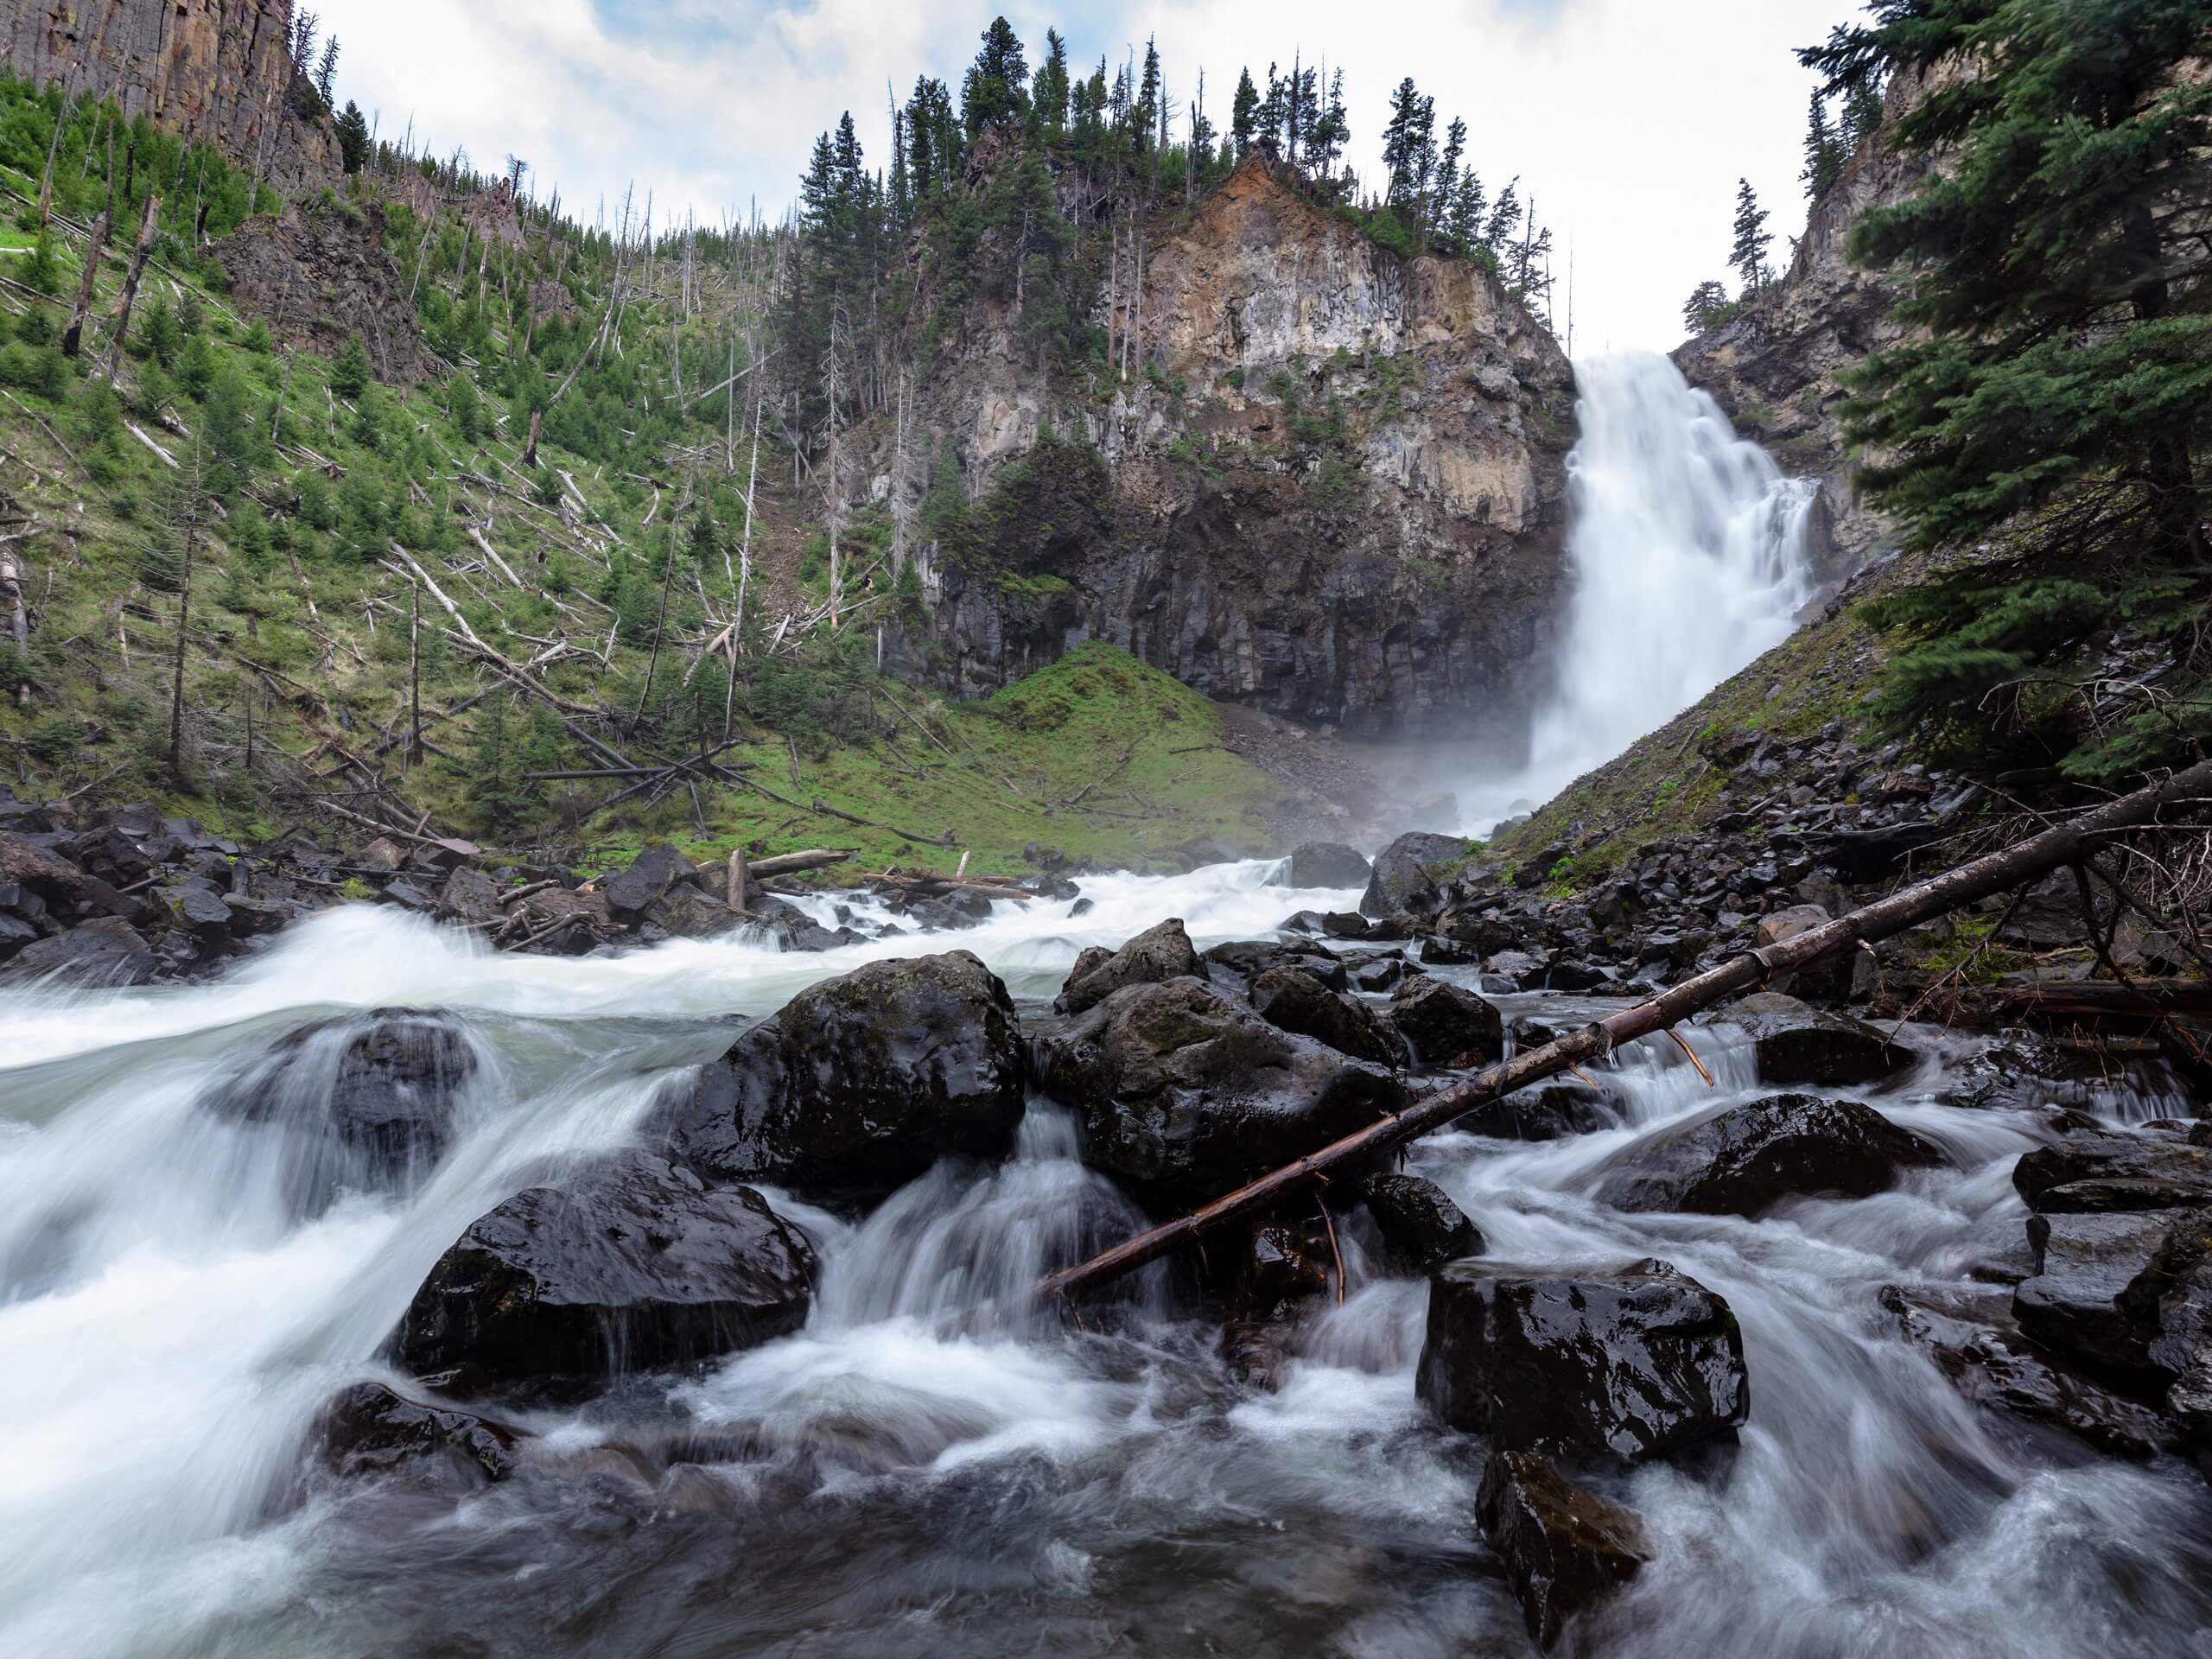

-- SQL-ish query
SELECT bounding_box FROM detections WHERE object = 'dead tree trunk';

[36,82,68,226]
[1,543,29,707]
[1037,758,2212,1304]
[61,209,110,356]
[106,196,162,382]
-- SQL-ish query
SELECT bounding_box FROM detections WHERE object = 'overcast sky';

[315,0,1855,353]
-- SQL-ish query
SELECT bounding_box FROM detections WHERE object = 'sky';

[313,0,1856,353]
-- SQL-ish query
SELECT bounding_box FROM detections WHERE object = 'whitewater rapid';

[4,870,2210,1658]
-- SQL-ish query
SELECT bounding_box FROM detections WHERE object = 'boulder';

[666,951,1027,1198]
[1361,1173,1484,1272]
[1456,1083,1613,1141]
[2012,1132,2212,1214]
[1477,1450,1652,1650]
[1249,964,1408,1066]
[2,915,155,985]
[394,1150,816,1389]
[1202,938,1347,997]
[602,844,695,918]
[1595,1094,1946,1217]
[1341,951,1409,993]
[1416,1258,1750,1465]
[438,867,505,925]
[1719,994,1916,1087]
[1880,1284,2172,1459]
[1033,976,1409,1212]
[1056,918,1204,1014]
[1389,973,1503,1069]
[1287,841,1373,889]
[1751,903,1860,1001]
[1358,831,1470,919]
[0,830,86,905]
[212,1008,476,1208]
[2012,1209,2175,1378]
[321,1382,520,1489]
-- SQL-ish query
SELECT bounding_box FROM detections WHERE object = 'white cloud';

[315,0,1844,348]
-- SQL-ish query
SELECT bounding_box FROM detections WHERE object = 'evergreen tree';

[1483,176,1521,252]
[1445,167,1487,257]
[1434,117,1467,243]
[1729,178,1771,294]
[1311,69,1349,181]
[465,692,531,835]
[329,330,372,398]
[1035,29,1071,137]
[313,36,340,108]
[1839,78,1885,157]
[1802,92,1846,197]
[335,100,370,173]
[962,16,1030,137]
[1380,79,1435,216]
[1802,0,2212,775]
[448,371,483,445]
[1230,68,1260,160]
[1682,279,1732,334]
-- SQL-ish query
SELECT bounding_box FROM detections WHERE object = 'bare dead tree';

[105,195,162,382]
[60,209,111,356]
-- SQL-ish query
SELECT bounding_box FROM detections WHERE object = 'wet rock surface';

[1056,917,1205,1014]
[1361,832,1475,919]
[1389,973,1504,1070]
[1033,976,1408,1213]
[1477,1449,1653,1650]
[321,1382,521,1490]
[668,951,1027,1199]
[1719,996,1918,1088]
[1360,1173,1484,1272]
[1595,1092,1945,1217]
[1456,1083,1614,1141]
[1249,963,1408,1067]
[395,1151,817,1389]
[1417,1257,1751,1466]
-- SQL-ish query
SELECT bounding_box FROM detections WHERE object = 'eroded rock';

[1389,973,1503,1069]
[1595,1093,1945,1217]
[1361,1173,1484,1272]
[1478,1449,1652,1650]
[1056,918,1204,1014]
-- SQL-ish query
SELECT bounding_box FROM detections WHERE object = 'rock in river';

[1360,1173,1484,1272]
[1057,917,1204,1014]
[1389,972,1503,1070]
[1478,1448,1653,1650]
[1595,1093,1946,1217]
[1719,993,1917,1087]
[1287,841,1373,889]
[395,1150,816,1389]
[1358,831,1471,920]
[666,950,1027,1199]
[1417,1257,1750,1466]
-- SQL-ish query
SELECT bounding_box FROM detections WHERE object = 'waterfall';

[1468,351,1818,830]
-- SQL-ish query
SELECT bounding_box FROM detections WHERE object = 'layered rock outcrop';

[888,156,1576,739]
[3,0,340,191]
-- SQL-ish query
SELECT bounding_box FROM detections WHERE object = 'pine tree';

[1839,78,1885,157]
[334,100,369,173]
[1230,69,1260,160]
[1434,118,1467,244]
[1802,92,1845,197]
[1380,79,1434,216]
[1804,0,2212,775]
[330,330,371,398]
[1728,178,1771,295]
[962,16,1030,137]
[1681,279,1732,334]
[313,36,340,108]
[1483,176,1521,253]
[449,371,483,444]
[1035,29,1071,137]
[465,692,531,835]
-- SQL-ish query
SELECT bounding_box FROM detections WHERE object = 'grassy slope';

[0,168,1283,880]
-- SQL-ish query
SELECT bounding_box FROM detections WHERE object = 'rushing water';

[1452,351,1820,833]
[3,871,2209,1658]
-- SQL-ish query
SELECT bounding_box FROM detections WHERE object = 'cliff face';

[1673,72,1932,580]
[3,0,340,192]
[887,157,1575,740]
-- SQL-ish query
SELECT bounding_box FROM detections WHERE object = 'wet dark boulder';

[1358,832,1471,919]
[1287,841,1373,889]
[1342,950,1409,993]
[1389,973,1504,1069]
[668,950,1026,1199]
[1880,1284,2173,1459]
[1416,1258,1750,1465]
[1595,1094,1946,1217]
[1249,964,1408,1066]
[0,829,87,906]
[321,1382,521,1489]
[1719,994,1917,1087]
[212,1009,477,1208]
[601,844,696,918]
[394,1150,816,1389]
[2012,1209,2176,1379]
[2,914,156,985]
[2012,1132,2212,1215]
[437,866,505,925]
[1202,938,1347,997]
[1478,1449,1653,1650]
[1360,1173,1484,1272]
[1456,1083,1613,1141]
[1057,918,1204,1014]
[1033,976,1409,1212]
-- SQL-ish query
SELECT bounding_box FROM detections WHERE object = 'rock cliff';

[886,156,1575,740]
[3,0,340,192]
[1672,73,1934,581]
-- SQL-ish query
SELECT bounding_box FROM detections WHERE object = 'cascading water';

[1459,350,1819,830]
[4,879,2209,1658]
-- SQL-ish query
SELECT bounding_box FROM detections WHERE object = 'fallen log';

[866,867,1034,903]
[747,848,855,878]
[1035,759,2212,1304]
[1980,981,2212,1020]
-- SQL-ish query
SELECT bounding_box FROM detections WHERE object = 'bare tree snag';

[106,195,162,381]
[61,209,110,356]
[1036,758,2212,1304]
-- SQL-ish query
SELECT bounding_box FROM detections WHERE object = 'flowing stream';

[3,879,2209,1657]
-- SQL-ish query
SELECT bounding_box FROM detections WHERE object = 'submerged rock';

[1477,1449,1653,1650]
[321,1382,521,1489]
[1456,1083,1613,1141]
[1360,1173,1484,1272]
[669,950,1027,1199]
[1359,831,1471,919]
[1595,1093,1946,1217]
[1033,976,1408,1212]
[1056,918,1205,1014]
[1417,1258,1750,1465]
[395,1150,816,1389]
[1389,973,1503,1070]
[1287,841,1373,889]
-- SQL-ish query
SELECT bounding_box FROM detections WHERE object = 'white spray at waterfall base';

[1457,350,1817,832]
